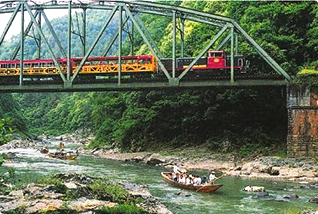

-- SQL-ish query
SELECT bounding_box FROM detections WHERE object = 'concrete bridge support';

[287,85,318,157]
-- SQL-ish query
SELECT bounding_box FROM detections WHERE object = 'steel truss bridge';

[0,0,292,92]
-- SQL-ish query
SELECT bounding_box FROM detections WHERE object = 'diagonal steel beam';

[11,10,40,60]
[230,26,234,83]
[25,3,66,82]
[232,21,292,82]
[71,6,118,81]
[216,33,231,51]
[124,5,171,80]
[0,3,21,48]
[178,24,229,81]
[102,15,129,57]
[135,14,164,59]
[41,10,67,58]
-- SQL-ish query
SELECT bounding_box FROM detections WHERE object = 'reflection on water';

[1,147,318,214]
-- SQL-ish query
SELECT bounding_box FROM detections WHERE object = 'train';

[0,50,248,79]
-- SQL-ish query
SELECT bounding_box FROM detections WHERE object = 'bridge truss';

[0,0,291,92]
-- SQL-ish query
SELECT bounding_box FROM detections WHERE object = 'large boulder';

[145,154,165,165]
[309,197,318,204]
[243,186,265,192]
[269,167,280,176]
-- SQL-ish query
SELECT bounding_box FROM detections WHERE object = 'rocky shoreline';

[2,136,318,213]
[5,135,318,183]
[0,173,172,214]
[84,148,318,183]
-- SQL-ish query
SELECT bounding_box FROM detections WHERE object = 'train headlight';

[214,58,220,63]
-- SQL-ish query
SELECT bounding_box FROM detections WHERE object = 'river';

[1,141,318,214]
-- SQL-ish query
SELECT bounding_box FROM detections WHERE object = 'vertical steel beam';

[178,24,229,81]
[118,6,122,86]
[42,11,67,58]
[124,5,171,80]
[25,3,66,82]
[135,15,164,59]
[11,10,40,60]
[37,10,42,59]
[180,18,185,58]
[20,2,25,86]
[172,10,176,79]
[67,0,72,81]
[102,16,129,57]
[130,17,134,55]
[230,26,234,83]
[0,4,21,48]
[71,6,118,81]
[235,32,238,56]
[82,8,86,56]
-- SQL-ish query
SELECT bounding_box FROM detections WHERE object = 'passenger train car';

[0,51,248,78]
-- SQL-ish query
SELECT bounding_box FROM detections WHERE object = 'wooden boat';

[47,152,78,160]
[161,172,223,193]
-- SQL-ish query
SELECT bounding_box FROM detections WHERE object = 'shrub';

[95,204,146,214]
[89,179,128,203]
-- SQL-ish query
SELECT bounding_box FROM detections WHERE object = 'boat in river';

[47,151,78,160]
[161,172,223,193]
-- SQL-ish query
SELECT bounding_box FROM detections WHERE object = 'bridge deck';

[0,78,288,93]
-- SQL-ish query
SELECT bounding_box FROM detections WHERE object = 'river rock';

[26,199,63,213]
[254,192,269,198]
[243,186,265,192]
[301,210,318,214]
[309,197,318,203]
[175,191,191,197]
[258,165,272,174]
[65,182,77,189]
[69,198,117,212]
[131,156,145,163]
[0,195,16,202]
[145,153,165,165]
[9,190,24,198]
[283,194,299,199]
[269,167,280,176]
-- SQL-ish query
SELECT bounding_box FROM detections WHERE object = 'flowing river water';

[1,141,318,214]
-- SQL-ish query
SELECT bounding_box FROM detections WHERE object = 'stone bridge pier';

[287,85,318,157]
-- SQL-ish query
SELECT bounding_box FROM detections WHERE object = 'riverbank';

[2,138,318,213]
[0,172,171,214]
[0,173,172,214]
[82,147,318,183]
[3,137,318,183]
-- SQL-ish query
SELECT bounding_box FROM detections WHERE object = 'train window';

[209,52,223,57]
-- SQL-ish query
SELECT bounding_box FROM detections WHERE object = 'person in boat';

[196,175,201,185]
[201,177,207,185]
[173,173,178,182]
[209,171,216,183]
[186,175,191,185]
[179,174,186,184]
[173,164,181,174]
[193,175,198,184]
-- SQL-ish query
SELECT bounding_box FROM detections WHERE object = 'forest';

[0,1,317,155]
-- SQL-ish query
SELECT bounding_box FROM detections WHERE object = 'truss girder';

[0,0,292,90]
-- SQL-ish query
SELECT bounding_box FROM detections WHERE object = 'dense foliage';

[2,1,317,154]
